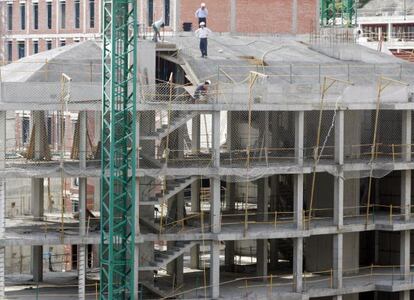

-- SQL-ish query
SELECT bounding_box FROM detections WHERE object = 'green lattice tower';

[100,0,137,299]
[320,0,357,27]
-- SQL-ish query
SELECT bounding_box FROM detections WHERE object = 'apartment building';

[0,0,100,63]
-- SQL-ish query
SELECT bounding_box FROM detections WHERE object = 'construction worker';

[152,17,165,42]
[195,22,212,58]
[195,3,208,27]
[194,80,211,102]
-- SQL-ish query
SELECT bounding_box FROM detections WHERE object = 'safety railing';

[148,203,414,235]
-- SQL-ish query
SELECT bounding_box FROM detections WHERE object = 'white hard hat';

[205,80,211,85]
[201,3,206,7]
[200,21,206,26]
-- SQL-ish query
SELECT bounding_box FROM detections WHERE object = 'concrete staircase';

[139,241,197,271]
[141,176,197,205]
[140,111,199,141]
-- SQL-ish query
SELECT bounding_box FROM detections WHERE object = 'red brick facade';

[140,0,318,34]
[2,0,100,63]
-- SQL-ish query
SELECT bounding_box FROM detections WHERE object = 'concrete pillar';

[210,111,221,298]
[31,178,44,219]
[293,237,303,292]
[78,111,87,300]
[293,111,304,292]
[295,111,304,165]
[400,291,410,300]
[32,245,43,282]
[333,234,343,289]
[256,178,269,279]
[230,0,237,33]
[0,111,6,298]
[33,111,46,160]
[333,110,344,290]
[31,111,46,283]
[401,110,411,220]
[400,110,411,289]
[291,0,298,34]
[269,175,279,270]
[210,240,220,299]
[172,0,181,32]
[400,230,410,282]
[190,116,200,269]
[31,177,44,282]
[224,182,235,271]
[211,111,221,233]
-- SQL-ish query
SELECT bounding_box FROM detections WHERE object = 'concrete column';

[333,110,344,290]
[400,110,411,289]
[295,111,304,165]
[400,291,410,300]
[210,240,220,299]
[0,111,6,298]
[293,110,304,291]
[401,110,411,220]
[78,111,87,300]
[256,178,269,279]
[209,111,221,298]
[294,174,303,230]
[211,111,221,233]
[210,178,221,233]
[293,237,303,292]
[31,178,44,219]
[190,116,201,269]
[33,111,45,160]
[291,0,298,34]
[269,175,279,270]
[230,0,237,33]
[32,246,43,282]
[400,230,410,282]
[31,177,44,282]
[333,234,343,289]
[224,182,235,271]
[172,0,181,32]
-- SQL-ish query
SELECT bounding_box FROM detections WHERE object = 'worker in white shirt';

[195,22,212,58]
[195,3,208,27]
[152,17,165,42]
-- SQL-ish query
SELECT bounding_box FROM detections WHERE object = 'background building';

[0,0,319,63]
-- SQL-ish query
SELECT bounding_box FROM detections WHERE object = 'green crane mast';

[320,0,357,27]
[100,0,137,298]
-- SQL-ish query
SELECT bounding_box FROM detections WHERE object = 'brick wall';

[152,0,317,34]
[297,0,318,34]
[180,0,231,32]
[236,0,291,33]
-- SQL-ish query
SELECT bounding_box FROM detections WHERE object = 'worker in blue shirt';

[194,80,211,102]
[195,3,208,27]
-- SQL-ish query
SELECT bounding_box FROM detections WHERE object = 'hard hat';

[200,22,206,26]
[205,80,211,85]
[201,3,206,7]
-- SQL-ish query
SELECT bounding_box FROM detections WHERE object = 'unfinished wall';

[140,0,318,33]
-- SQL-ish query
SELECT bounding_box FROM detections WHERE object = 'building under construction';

[2,1,414,300]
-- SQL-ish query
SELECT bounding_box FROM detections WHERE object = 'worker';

[195,22,212,58]
[195,3,208,27]
[194,80,211,102]
[152,17,165,42]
